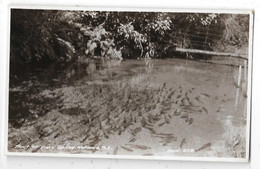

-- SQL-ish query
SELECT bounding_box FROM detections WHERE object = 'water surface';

[8,58,248,158]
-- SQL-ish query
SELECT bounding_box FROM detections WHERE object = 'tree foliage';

[10,9,249,66]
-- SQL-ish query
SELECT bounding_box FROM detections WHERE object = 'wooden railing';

[175,47,248,60]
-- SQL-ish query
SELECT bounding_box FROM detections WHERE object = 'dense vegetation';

[10,9,249,66]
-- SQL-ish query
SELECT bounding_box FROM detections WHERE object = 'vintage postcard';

[5,5,253,162]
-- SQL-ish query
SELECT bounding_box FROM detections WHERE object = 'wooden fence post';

[244,60,247,81]
[237,65,242,87]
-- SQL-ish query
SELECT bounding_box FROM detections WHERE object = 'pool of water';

[8,58,248,158]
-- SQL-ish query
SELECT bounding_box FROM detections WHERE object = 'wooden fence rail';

[175,47,248,60]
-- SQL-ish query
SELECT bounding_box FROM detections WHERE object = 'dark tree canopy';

[10,9,249,66]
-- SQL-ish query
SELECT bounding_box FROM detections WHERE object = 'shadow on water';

[9,59,133,127]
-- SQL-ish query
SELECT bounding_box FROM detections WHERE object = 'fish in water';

[129,137,136,143]
[180,138,186,149]
[181,114,188,119]
[194,96,203,103]
[188,118,193,124]
[174,109,181,116]
[202,107,208,114]
[177,94,182,99]
[164,114,171,123]
[126,144,151,150]
[163,82,166,88]
[158,121,167,127]
[195,143,211,152]
[121,145,133,152]
[201,93,210,98]
[142,153,154,156]
[113,146,118,155]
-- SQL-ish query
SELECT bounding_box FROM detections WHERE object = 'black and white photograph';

[6,6,253,161]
